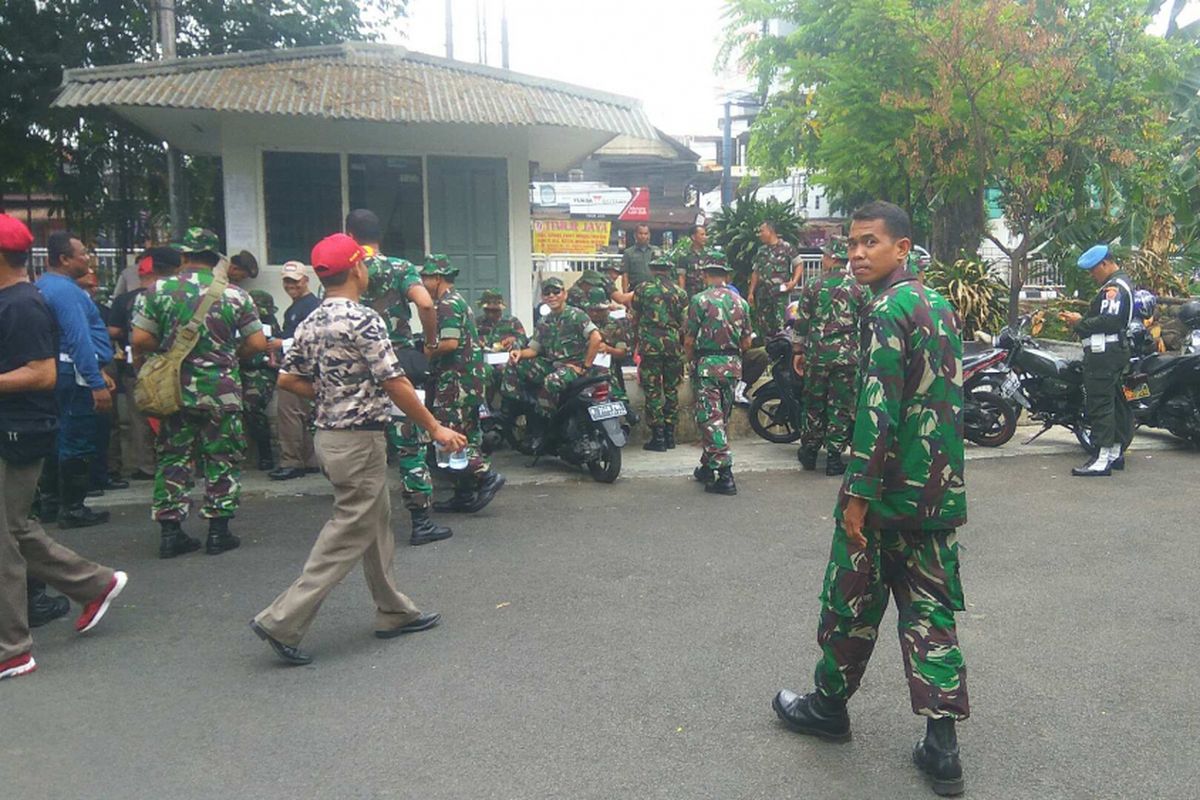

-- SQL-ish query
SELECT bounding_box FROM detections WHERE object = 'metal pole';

[721,101,733,207]
[445,0,454,59]
[155,0,185,236]
[500,0,510,69]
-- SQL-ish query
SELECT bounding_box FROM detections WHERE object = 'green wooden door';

[427,157,509,308]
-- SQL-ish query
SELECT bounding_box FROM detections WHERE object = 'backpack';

[134,267,229,416]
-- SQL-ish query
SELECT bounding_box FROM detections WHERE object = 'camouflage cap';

[824,236,849,261]
[579,269,606,284]
[172,227,222,256]
[585,286,611,310]
[541,276,565,292]
[478,289,506,308]
[701,248,733,273]
[420,253,458,278]
[250,289,277,314]
[649,255,674,271]
[604,261,625,273]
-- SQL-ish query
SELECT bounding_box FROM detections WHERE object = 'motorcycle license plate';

[1000,373,1021,398]
[588,402,626,421]
[1123,383,1151,401]
[479,403,493,419]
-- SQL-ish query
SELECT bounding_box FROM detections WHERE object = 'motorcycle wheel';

[587,437,622,483]
[502,412,534,455]
[965,390,1017,447]
[748,384,802,444]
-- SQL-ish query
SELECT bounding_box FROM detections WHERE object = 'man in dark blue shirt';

[268,261,322,480]
[35,231,114,529]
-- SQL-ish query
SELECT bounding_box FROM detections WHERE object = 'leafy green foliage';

[707,193,807,287]
[924,259,1008,338]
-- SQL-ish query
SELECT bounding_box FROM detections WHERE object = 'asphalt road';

[6,449,1199,800]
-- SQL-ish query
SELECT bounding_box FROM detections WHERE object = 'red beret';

[137,254,154,276]
[0,213,34,252]
[311,233,364,277]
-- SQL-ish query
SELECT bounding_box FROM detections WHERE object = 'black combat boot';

[463,471,506,513]
[58,458,110,529]
[798,445,819,471]
[705,466,737,495]
[772,689,852,743]
[642,426,668,452]
[663,424,677,449]
[693,464,714,485]
[409,509,453,546]
[433,476,478,513]
[159,520,201,559]
[205,517,241,555]
[913,717,964,796]
[27,578,70,628]
[825,450,847,476]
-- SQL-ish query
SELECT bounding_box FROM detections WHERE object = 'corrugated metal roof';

[53,42,656,138]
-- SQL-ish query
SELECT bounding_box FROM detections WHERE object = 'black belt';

[318,422,387,432]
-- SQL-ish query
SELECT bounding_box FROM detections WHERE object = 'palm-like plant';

[924,259,1009,338]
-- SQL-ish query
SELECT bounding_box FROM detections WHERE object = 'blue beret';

[1077,244,1111,270]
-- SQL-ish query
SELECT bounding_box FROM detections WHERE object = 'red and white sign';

[618,186,650,221]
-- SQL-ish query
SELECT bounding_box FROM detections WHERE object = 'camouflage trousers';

[387,419,431,511]
[694,355,741,469]
[814,520,969,720]
[152,408,243,521]
[638,354,684,426]
[501,358,579,417]
[241,367,276,442]
[753,292,788,340]
[800,364,856,454]
[432,368,490,480]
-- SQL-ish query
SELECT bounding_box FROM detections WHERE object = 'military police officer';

[1061,244,1135,476]
[633,255,688,451]
[795,236,868,475]
[685,254,752,495]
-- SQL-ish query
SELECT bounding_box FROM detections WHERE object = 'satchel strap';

[166,264,229,361]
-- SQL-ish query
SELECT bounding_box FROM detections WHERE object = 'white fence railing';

[988,257,1065,288]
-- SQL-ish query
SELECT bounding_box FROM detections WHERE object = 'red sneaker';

[0,652,37,680]
[76,571,128,633]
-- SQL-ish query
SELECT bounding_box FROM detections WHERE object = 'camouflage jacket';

[567,277,615,310]
[598,316,631,358]
[841,269,966,530]
[632,274,687,357]
[477,314,528,351]
[795,269,869,367]
[359,247,422,349]
[686,286,751,355]
[530,306,598,365]
[431,289,485,374]
[676,246,710,298]
[132,269,262,413]
[752,240,798,293]
[280,297,405,430]
[244,312,281,372]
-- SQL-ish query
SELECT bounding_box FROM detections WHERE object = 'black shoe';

[643,426,668,452]
[99,475,130,491]
[825,451,847,476]
[250,620,312,665]
[798,446,818,471]
[693,465,714,485]
[409,510,453,546]
[433,488,477,513]
[159,520,201,559]
[625,407,641,426]
[27,579,70,628]
[664,424,677,449]
[58,506,111,529]
[268,467,306,481]
[375,611,441,639]
[463,471,506,513]
[205,517,241,555]
[913,717,964,797]
[130,469,156,481]
[1071,454,1112,477]
[258,456,275,471]
[706,466,737,495]
[1111,454,1125,471]
[772,689,851,743]
[58,458,108,528]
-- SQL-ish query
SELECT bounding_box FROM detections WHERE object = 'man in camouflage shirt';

[421,255,505,522]
[685,255,752,495]
[673,224,710,298]
[131,228,267,559]
[502,277,602,450]
[345,209,445,539]
[251,233,465,666]
[748,221,803,339]
[773,202,969,798]
[566,269,616,310]
[476,289,527,404]
[633,255,688,451]
[794,237,868,476]
[242,289,281,471]
[583,287,631,409]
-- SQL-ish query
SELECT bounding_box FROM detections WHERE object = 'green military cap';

[249,289,277,314]
[585,286,611,310]
[701,248,733,273]
[420,253,458,278]
[649,255,674,271]
[604,261,625,273]
[541,276,565,291]
[824,236,849,261]
[172,227,222,256]
[578,269,606,284]
[478,289,506,309]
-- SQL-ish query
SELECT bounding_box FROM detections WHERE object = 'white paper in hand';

[485,351,509,365]
[593,352,612,369]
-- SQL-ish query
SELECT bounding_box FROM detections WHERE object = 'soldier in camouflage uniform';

[795,237,868,476]
[420,255,505,518]
[345,209,448,544]
[684,255,752,495]
[748,221,802,339]
[243,289,281,471]
[503,277,602,451]
[773,202,969,798]
[476,289,527,404]
[131,228,267,559]
[673,224,710,298]
[583,287,631,408]
[633,255,688,451]
[567,269,615,310]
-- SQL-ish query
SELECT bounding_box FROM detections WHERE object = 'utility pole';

[476,0,487,65]
[445,0,454,59]
[153,0,187,237]
[721,100,733,207]
[500,0,510,69]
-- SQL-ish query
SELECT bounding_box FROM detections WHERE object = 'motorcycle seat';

[1138,354,1179,375]
[563,374,609,396]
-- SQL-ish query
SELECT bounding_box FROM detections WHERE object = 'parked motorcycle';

[1120,349,1200,446]
[495,372,627,482]
[748,333,805,443]
[961,345,1018,447]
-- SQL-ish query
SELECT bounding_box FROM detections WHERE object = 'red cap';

[0,213,34,252]
[311,233,365,277]
[137,254,154,276]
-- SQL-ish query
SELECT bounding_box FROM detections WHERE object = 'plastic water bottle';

[434,442,452,469]
[448,448,469,471]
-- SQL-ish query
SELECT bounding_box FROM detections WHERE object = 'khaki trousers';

[1,457,114,662]
[276,389,319,470]
[118,372,156,475]
[254,430,421,646]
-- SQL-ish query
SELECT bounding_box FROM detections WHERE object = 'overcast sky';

[387,0,1200,138]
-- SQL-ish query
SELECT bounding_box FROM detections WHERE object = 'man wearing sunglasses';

[500,277,602,451]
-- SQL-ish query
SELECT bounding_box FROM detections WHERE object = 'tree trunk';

[931,185,985,264]
[1007,239,1031,328]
